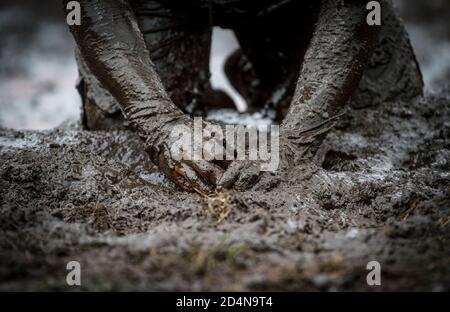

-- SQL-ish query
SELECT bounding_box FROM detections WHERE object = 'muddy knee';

[223,49,263,110]
[351,0,423,109]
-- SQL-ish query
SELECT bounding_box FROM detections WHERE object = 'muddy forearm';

[65,0,187,147]
[281,0,379,162]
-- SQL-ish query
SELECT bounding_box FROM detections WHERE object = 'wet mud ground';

[1,0,450,291]
[1,89,449,291]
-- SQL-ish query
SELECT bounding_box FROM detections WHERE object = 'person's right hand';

[147,117,226,195]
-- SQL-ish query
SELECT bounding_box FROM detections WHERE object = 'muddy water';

[1,89,449,290]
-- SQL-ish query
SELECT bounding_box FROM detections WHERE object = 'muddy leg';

[351,0,423,108]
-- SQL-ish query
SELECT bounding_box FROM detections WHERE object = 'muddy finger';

[234,162,261,191]
[183,159,224,185]
[175,163,213,195]
[217,161,245,190]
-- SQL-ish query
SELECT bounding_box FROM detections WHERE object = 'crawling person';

[65,0,423,192]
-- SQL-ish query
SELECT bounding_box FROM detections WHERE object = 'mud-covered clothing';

[129,0,319,26]
[76,0,422,130]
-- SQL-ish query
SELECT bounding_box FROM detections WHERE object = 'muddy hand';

[153,128,225,194]
[217,160,262,191]
[146,116,229,194]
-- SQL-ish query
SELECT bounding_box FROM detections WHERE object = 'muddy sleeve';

[281,0,379,162]
[63,0,187,142]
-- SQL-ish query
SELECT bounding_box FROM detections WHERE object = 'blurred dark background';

[0,0,449,129]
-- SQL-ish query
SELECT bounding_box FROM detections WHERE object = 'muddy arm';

[64,0,224,192]
[281,0,379,165]
[64,0,188,151]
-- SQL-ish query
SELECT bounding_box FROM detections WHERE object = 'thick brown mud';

[1,90,449,291]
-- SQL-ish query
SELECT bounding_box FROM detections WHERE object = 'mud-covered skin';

[67,0,423,191]
[280,0,379,168]
[221,0,379,187]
